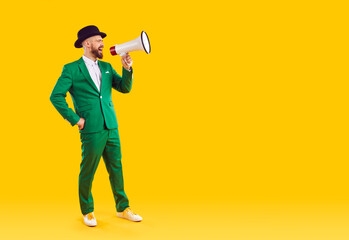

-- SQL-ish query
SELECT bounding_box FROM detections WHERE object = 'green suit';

[50,57,132,215]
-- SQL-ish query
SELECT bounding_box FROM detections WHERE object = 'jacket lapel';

[98,61,105,92]
[78,57,100,93]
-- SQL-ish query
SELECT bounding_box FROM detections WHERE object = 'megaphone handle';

[120,52,132,67]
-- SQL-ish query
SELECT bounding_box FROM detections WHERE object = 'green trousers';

[79,127,129,215]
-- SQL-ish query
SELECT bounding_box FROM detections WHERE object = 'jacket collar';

[82,55,99,66]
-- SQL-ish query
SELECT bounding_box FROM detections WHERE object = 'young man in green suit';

[50,25,142,227]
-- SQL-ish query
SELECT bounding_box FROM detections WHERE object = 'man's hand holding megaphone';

[121,53,133,71]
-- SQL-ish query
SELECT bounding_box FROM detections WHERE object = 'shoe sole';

[85,224,97,227]
[117,214,142,222]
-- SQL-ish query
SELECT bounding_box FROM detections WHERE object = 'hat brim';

[74,32,107,48]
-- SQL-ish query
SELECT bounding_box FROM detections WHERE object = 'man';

[50,25,142,227]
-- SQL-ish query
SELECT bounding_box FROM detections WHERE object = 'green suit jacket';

[50,57,133,134]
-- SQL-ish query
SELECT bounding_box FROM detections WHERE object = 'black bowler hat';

[74,25,107,48]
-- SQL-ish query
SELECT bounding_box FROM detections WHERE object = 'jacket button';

[100,96,102,99]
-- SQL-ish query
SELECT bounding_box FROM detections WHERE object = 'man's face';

[88,35,104,59]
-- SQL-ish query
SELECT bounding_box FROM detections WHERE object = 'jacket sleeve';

[110,64,133,93]
[50,65,81,126]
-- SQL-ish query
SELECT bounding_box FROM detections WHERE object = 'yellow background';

[1,0,348,239]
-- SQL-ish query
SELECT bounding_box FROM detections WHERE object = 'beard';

[91,45,103,59]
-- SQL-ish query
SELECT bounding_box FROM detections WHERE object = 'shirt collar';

[83,55,98,66]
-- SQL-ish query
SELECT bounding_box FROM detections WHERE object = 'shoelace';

[126,208,137,216]
[87,213,95,220]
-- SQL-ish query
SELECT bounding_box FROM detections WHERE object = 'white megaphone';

[110,31,151,66]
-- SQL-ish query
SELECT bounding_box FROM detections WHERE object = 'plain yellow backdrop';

[0,0,348,239]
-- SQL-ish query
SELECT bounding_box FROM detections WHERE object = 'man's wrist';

[124,66,132,72]
[71,115,81,126]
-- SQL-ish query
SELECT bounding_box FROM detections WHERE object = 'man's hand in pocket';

[76,118,85,130]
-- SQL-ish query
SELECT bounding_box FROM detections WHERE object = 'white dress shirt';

[83,55,102,92]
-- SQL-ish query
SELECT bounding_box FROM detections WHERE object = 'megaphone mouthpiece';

[110,46,117,55]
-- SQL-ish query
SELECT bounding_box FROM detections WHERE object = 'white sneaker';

[83,212,97,227]
[117,208,143,222]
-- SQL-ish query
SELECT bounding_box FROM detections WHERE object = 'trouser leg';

[79,130,108,215]
[102,128,130,212]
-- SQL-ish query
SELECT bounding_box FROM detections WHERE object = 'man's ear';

[83,40,89,49]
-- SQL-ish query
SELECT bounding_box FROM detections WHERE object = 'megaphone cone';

[110,31,151,56]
